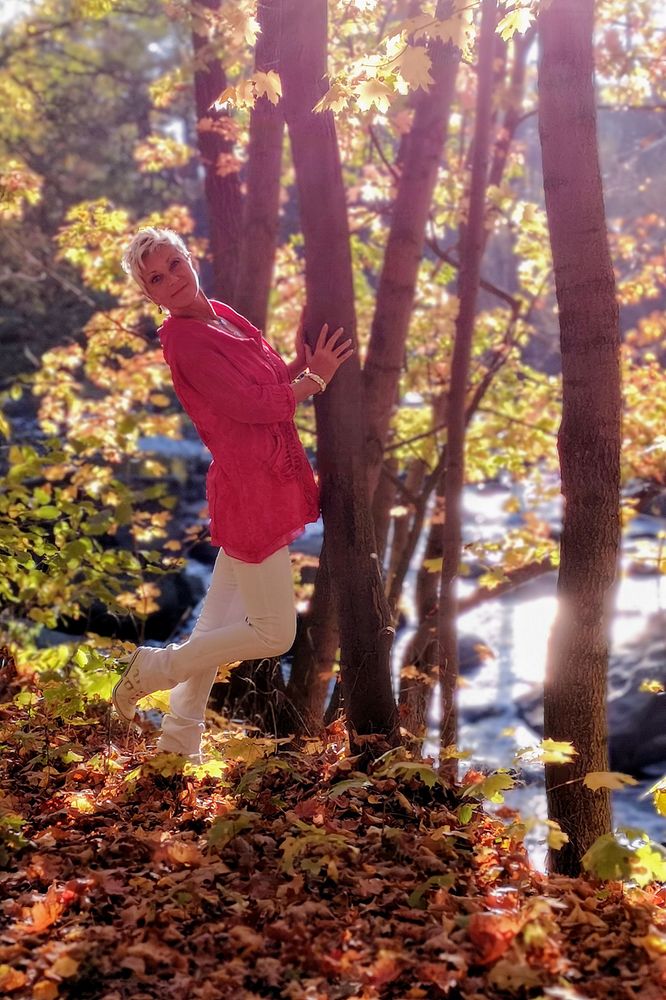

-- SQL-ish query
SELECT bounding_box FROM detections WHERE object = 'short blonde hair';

[121,227,190,289]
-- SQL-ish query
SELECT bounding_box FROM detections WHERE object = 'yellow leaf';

[395,45,433,91]
[0,965,27,993]
[68,793,95,814]
[253,70,282,105]
[137,689,171,714]
[423,557,443,573]
[149,393,171,407]
[583,771,639,791]
[496,6,535,42]
[545,820,569,851]
[356,79,394,114]
[33,982,59,1000]
[50,956,79,978]
[515,738,578,765]
[639,678,665,694]
[313,82,351,114]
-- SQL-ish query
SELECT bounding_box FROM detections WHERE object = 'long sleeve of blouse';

[166,335,296,425]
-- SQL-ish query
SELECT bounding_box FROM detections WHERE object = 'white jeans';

[137,545,296,757]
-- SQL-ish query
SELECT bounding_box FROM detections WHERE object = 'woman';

[114,227,352,761]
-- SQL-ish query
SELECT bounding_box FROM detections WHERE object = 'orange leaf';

[467,911,522,964]
[16,884,65,934]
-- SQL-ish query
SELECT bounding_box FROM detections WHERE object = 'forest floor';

[1,658,665,1000]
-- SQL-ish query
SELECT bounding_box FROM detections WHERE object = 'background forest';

[0,1,665,997]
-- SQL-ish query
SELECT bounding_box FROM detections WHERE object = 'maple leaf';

[253,70,282,105]
[462,770,517,804]
[395,45,434,92]
[313,82,352,114]
[496,6,536,43]
[356,79,394,114]
[467,911,522,964]
[583,771,639,791]
[514,738,578,765]
[644,775,666,816]
[14,883,65,934]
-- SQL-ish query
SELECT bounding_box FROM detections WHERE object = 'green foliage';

[462,770,517,804]
[582,829,666,887]
[208,810,259,851]
[0,809,28,869]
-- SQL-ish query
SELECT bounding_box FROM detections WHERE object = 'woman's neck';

[170,292,217,322]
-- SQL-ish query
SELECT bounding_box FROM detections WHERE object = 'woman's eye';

[170,259,180,270]
[150,275,162,284]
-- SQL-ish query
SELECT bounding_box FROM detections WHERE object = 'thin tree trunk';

[235,0,284,330]
[363,5,460,502]
[279,543,338,735]
[393,31,534,747]
[538,0,621,876]
[438,0,497,756]
[191,0,242,302]
[279,0,399,756]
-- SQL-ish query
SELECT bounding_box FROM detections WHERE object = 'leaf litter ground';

[0,695,665,999]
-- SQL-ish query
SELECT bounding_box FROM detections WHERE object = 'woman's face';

[140,244,200,313]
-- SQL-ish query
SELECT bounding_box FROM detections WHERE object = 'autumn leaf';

[583,771,639,791]
[313,82,352,114]
[644,775,666,816]
[14,883,65,934]
[514,738,578,765]
[356,79,394,114]
[0,966,27,993]
[488,958,543,991]
[467,911,522,964]
[496,6,535,42]
[462,770,516,804]
[253,70,282,105]
[639,678,665,694]
[408,874,455,909]
[423,557,443,573]
[395,45,434,91]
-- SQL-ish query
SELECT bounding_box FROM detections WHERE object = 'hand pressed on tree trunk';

[306,323,353,385]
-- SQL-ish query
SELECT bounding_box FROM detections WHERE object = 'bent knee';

[250,614,296,657]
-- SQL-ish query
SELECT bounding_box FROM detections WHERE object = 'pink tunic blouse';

[158,300,319,563]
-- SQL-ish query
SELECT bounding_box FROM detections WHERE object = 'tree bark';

[280,543,338,735]
[363,6,460,503]
[438,0,497,756]
[191,0,242,302]
[235,0,284,330]
[538,0,621,875]
[279,0,399,756]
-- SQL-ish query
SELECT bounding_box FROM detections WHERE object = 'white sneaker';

[112,649,150,724]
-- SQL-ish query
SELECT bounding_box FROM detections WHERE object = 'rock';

[459,633,495,674]
[515,612,666,776]
[54,567,206,643]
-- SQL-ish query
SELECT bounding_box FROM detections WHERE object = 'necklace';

[206,314,250,340]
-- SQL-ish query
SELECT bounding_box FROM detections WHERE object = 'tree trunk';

[363,6,460,502]
[438,0,497,756]
[279,0,399,755]
[279,543,338,735]
[538,0,621,876]
[191,0,242,302]
[235,0,284,331]
[397,26,533,754]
